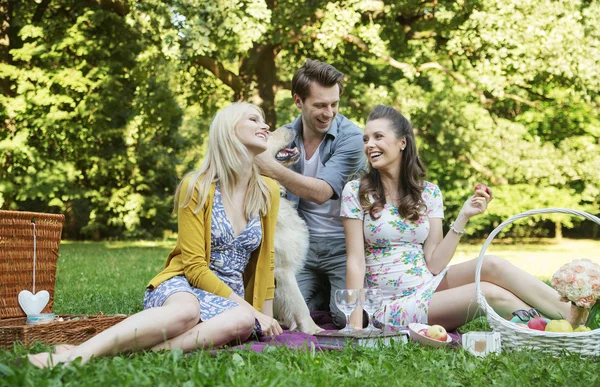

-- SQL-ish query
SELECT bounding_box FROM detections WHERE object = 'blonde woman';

[28,103,283,368]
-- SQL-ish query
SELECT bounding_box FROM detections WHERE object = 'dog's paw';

[298,320,324,335]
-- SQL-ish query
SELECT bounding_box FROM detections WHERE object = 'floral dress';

[143,183,262,323]
[340,179,446,330]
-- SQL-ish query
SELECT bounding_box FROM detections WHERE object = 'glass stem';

[345,313,352,330]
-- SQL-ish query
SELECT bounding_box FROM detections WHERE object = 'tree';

[2,0,598,239]
[175,0,600,237]
[0,0,184,239]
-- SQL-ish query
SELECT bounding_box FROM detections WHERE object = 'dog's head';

[268,124,300,167]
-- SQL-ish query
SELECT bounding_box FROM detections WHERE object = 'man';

[257,59,365,327]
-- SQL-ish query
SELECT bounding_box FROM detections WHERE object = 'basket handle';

[474,208,600,298]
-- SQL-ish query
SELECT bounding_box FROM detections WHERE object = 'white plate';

[408,323,452,348]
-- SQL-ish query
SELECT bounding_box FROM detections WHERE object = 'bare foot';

[26,352,55,369]
[26,351,75,369]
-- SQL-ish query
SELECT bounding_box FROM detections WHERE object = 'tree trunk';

[239,43,279,128]
[554,221,563,242]
[254,44,278,128]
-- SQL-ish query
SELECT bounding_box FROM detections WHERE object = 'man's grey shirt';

[285,114,365,238]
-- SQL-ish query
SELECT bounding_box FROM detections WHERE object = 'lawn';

[1,239,599,386]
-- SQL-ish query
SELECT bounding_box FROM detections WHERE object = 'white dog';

[268,125,323,334]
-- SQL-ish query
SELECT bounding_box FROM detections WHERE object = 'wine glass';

[360,288,383,333]
[334,289,360,333]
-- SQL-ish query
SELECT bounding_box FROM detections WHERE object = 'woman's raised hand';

[461,184,493,218]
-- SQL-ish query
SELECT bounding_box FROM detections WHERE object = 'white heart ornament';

[18,290,50,316]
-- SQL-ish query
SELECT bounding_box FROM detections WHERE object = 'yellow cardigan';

[148,176,280,312]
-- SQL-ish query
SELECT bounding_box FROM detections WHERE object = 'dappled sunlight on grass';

[50,239,600,315]
[2,239,599,385]
[60,240,176,249]
[53,241,173,315]
[452,238,600,280]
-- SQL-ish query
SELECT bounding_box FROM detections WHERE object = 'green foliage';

[1,1,184,239]
[2,0,599,238]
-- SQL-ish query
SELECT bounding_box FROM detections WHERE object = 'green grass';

[1,239,599,386]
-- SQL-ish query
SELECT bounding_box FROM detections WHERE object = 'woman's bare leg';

[428,282,531,330]
[436,255,570,319]
[53,344,75,354]
[151,306,255,352]
[28,292,200,368]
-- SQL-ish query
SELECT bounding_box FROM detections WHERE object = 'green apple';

[545,319,573,332]
[573,325,591,332]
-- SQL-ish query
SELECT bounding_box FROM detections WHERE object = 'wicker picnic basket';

[0,210,126,349]
[475,208,600,357]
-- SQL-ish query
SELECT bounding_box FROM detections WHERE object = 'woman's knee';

[480,281,513,305]
[481,255,509,279]
[222,307,255,343]
[163,299,201,332]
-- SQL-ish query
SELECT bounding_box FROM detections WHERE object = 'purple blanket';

[223,311,462,352]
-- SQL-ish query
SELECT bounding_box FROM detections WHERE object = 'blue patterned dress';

[143,183,262,324]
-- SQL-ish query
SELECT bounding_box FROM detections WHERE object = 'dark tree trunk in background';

[240,43,278,128]
[555,221,563,242]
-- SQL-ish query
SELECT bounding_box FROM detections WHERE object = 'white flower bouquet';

[551,259,600,327]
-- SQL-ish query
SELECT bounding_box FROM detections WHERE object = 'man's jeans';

[295,235,347,328]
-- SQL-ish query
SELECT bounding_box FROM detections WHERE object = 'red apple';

[474,183,492,196]
[426,325,448,341]
[474,184,493,202]
[527,317,548,331]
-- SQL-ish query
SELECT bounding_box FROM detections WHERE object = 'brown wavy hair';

[291,59,344,101]
[358,105,426,221]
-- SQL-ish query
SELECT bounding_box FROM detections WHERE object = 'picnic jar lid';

[26,313,57,325]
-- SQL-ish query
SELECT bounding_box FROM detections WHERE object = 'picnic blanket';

[224,311,462,352]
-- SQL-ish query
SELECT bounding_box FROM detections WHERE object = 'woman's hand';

[255,312,283,336]
[460,191,491,219]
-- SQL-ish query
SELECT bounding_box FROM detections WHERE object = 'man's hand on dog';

[255,151,280,177]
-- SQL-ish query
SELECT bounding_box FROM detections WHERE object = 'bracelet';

[449,222,466,235]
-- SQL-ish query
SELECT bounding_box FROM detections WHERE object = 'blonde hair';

[174,102,271,218]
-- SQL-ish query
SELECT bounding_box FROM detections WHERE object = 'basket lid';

[0,210,64,319]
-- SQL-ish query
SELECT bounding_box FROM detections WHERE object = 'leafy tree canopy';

[2,0,599,239]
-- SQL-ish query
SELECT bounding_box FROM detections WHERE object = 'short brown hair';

[291,59,344,101]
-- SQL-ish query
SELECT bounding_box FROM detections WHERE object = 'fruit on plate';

[527,317,548,331]
[474,183,492,196]
[573,325,591,332]
[418,328,428,336]
[426,325,448,341]
[545,319,573,332]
